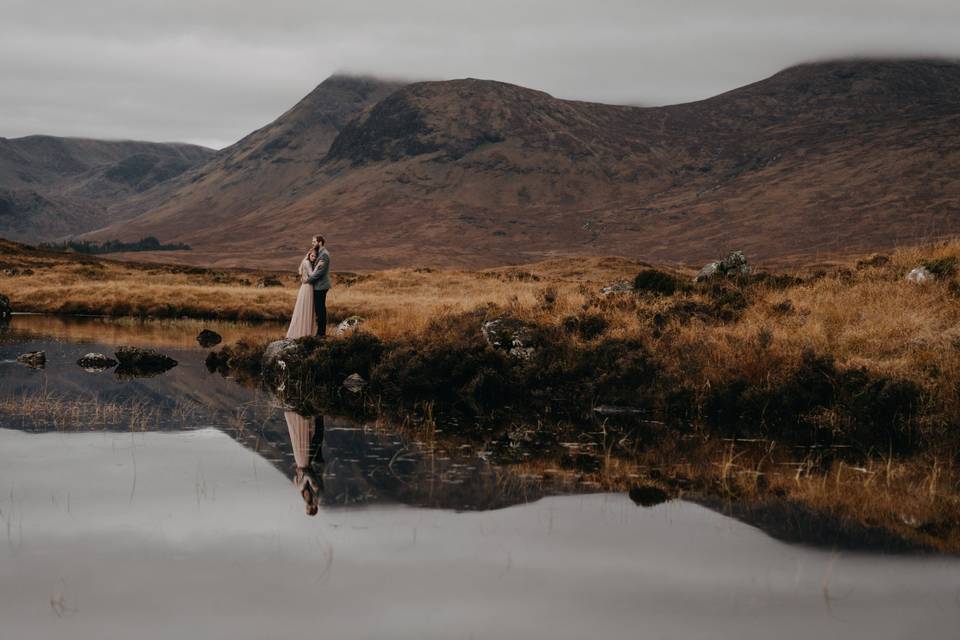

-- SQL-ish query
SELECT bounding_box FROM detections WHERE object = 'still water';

[1,315,958,639]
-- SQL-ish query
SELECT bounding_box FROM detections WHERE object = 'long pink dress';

[285,257,316,339]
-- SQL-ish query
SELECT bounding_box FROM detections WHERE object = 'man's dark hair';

[313,234,325,246]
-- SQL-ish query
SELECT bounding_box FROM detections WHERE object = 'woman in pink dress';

[286,248,320,339]
[284,411,324,516]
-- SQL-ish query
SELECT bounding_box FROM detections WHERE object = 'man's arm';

[305,253,329,283]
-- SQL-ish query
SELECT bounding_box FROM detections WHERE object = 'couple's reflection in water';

[283,411,325,516]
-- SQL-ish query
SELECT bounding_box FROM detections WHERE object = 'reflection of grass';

[0,389,206,431]
[9,314,284,350]
[406,413,960,552]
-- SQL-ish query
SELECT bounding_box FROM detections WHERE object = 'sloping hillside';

[0,136,214,242]
[86,60,960,269]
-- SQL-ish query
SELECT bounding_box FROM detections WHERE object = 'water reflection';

[285,411,324,515]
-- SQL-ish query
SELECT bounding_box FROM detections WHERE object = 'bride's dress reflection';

[283,411,325,516]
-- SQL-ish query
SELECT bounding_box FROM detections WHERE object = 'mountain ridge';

[72,58,960,269]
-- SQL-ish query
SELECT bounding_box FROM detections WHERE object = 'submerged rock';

[481,317,536,360]
[77,352,118,372]
[905,266,934,284]
[335,316,365,336]
[342,373,367,394]
[114,346,177,377]
[593,404,646,416]
[0,293,11,321]
[196,329,222,348]
[16,350,45,369]
[628,484,670,507]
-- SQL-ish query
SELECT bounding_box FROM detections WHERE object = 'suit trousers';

[313,288,328,336]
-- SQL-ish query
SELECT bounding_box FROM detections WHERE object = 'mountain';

[86,59,960,269]
[89,75,407,256]
[0,136,214,243]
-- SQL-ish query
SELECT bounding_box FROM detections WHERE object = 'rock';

[262,338,299,372]
[696,250,751,282]
[593,405,646,416]
[2,268,33,277]
[905,266,934,284]
[600,281,632,296]
[16,351,45,369]
[255,276,283,288]
[695,262,720,282]
[719,250,750,274]
[114,346,177,377]
[77,352,118,372]
[628,484,670,507]
[196,329,222,348]
[0,292,11,321]
[335,316,365,336]
[342,373,367,394]
[481,317,537,359]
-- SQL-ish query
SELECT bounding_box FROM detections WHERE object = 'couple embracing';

[286,234,331,339]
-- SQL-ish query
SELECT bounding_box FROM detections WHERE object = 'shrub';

[633,269,684,296]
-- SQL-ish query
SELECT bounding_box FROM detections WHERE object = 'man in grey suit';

[306,234,331,336]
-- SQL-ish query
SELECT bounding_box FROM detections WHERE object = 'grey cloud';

[2,0,958,149]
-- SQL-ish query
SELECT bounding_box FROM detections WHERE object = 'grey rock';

[77,352,118,372]
[695,262,720,282]
[696,250,751,282]
[335,316,365,336]
[196,329,222,348]
[481,317,536,360]
[16,350,45,368]
[342,373,368,394]
[905,266,934,284]
[600,281,633,296]
[262,338,298,371]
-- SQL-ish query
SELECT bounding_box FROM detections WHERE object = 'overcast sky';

[3,0,958,149]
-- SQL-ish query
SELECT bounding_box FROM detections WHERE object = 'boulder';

[696,250,751,282]
[905,266,934,284]
[0,293,11,321]
[262,338,299,372]
[114,346,177,377]
[335,316,365,336]
[600,281,632,296]
[255,276,283,288]
[16,351,45,369]
[196,329,223,348]
[342,373,367,394]
[695,262,719,281]
[77,352,118,372]
[481,317,537,360]
[628,484,670,507]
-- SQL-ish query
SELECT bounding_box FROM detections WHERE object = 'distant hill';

[0,135,214,243]
[78,59,960,269]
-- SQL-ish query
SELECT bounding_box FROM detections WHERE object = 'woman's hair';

[299,249,318,278]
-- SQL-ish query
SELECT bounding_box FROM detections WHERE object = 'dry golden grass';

[4,237,960,425]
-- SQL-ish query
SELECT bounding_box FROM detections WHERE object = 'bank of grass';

[204,239,960,453]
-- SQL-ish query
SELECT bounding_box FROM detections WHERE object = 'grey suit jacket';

[306,248,331,291]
